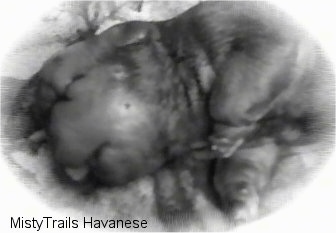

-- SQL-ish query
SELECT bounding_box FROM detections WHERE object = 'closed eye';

[59,74,86,101]
[73,74,85,81]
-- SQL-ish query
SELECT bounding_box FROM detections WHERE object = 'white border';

[0,0,335,232]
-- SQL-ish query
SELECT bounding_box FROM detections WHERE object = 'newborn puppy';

[15,1,333,222]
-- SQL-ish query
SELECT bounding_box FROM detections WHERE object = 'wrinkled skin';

[15,2,334,223]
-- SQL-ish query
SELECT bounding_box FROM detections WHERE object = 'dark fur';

[13,1,334,223]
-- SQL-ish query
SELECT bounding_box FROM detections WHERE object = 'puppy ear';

[99,21,161,47]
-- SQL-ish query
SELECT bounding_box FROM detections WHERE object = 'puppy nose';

[64,166,89,181]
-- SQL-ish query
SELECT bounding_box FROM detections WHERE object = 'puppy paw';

[154,167,196,224]
[14,130,47,154]
[221,182,259,222]
[210,137,245,158]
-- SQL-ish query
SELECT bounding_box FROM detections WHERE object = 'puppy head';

[30,22,175,187]
[50,64,168,185]
[30,20,165,131]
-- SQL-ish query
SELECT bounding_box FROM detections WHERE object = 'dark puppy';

[14,1,334,223]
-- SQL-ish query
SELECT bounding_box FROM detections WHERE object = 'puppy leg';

[209,41,300,158]
[213,139,279,221]
[154,158,196,224]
